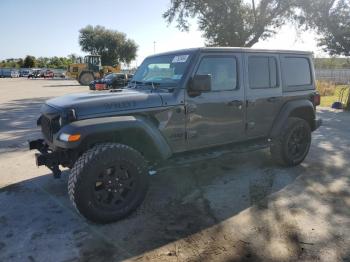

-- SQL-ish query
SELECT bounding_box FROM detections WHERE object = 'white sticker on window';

[172,55,189,63]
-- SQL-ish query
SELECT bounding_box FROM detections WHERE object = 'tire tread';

[68,143,147,222]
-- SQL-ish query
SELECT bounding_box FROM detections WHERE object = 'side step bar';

[158,138,270,170]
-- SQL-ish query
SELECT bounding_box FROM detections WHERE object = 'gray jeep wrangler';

[29,48,322,223]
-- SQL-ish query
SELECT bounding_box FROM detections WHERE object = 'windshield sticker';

[172,55,189,63]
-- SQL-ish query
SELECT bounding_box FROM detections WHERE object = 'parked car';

[42,70,54,78]
[29,47,322,223]
[11,70,20,78]
[28,69,42,78]
[54,71,66,79]
[89,73,132,90]
[20,69,32,77]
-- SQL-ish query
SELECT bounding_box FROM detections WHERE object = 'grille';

[40,115,60,142]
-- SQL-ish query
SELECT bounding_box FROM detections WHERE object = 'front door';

[185,54,245,150]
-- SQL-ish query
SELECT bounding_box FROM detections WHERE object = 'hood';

[46,88,163,118]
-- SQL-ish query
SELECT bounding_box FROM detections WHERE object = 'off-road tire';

[68,143,148,223]
[79,72,94,85]
[270,117,311,166]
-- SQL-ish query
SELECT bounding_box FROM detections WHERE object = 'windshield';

[132,53,192,86]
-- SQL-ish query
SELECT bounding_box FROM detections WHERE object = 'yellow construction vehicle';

[67,55,121,85]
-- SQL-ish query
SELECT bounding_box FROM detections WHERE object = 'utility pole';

[153,41,156,54]
[252,0,257,25]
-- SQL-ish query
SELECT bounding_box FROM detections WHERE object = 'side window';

[248,56,278,89]
[284,57,311,86]
[195,57,237,91]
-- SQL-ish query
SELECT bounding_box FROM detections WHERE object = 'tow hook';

[35,153,62,178]
[29,139,62,179]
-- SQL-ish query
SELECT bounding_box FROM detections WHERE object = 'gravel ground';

[0,78,349,262]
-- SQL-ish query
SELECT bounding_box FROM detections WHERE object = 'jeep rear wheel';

[270,117,311,166]
[68,143,148,223]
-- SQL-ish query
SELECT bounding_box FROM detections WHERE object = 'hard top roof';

[147,47,313,58]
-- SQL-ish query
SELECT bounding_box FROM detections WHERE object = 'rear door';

[185,53,245,150]
[245,53,282,138]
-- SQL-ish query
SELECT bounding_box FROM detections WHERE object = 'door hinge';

[185,130,197,140]
[247,121,255,129]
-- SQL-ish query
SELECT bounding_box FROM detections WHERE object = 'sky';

[0,0,326,66]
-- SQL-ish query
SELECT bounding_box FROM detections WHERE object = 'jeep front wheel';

[270,117,311,166]
[68,143,148,223]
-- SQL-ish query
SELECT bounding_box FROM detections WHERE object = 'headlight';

[59,133,70,141]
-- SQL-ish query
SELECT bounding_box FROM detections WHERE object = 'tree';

[296,0,350,109]
[296,0,350,56]
[79,25,138,66]
[17,58,23,68]
[36,57,50,68]
[23,55,36,68]
[68,53,81,63]
[163,0,294,47]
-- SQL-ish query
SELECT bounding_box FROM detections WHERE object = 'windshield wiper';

[143,81,161,89]
[128,80,145,89]
[129,80,161,89]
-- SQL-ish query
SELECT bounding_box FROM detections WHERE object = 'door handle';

[227,100,243,108]
[267,97,279,103]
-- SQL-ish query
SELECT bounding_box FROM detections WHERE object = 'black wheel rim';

[287,125,309,159]
[93,162,136,209]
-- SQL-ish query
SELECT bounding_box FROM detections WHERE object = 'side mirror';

[188,74,211,97]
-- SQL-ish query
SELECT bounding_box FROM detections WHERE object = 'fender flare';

[53,115,172,161]
[269,99,315,138]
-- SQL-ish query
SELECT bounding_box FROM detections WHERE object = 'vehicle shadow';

[1,108,349,261]
[0,149,301,261]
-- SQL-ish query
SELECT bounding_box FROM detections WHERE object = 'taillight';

[313,93,321,106]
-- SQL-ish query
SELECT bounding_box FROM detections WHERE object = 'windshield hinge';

[184,104,196,114]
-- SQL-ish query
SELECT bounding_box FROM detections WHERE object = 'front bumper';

[29,139,62,178]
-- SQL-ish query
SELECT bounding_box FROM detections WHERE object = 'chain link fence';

[315,69,350,84]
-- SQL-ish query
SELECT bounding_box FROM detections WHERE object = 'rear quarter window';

[282,56,313,91]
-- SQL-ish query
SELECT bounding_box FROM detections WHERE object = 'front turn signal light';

[59,133,81,142]
[68,134,81,142]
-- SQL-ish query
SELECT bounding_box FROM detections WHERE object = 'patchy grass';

[319,85,350,107]
[316,80,336,96]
